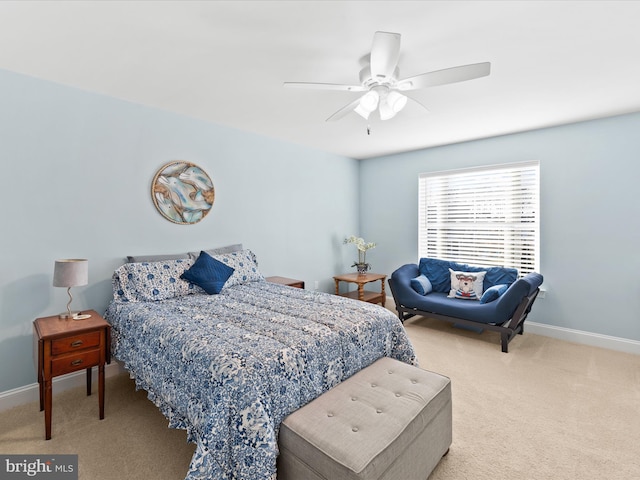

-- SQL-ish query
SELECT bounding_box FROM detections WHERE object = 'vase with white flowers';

[344,236,376,274]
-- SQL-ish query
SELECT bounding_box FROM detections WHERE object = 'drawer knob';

[71,340,84,347]
[71,359,83,366]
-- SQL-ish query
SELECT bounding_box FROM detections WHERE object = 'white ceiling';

[1,1,639,159]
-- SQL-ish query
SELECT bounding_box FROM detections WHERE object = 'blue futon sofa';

[388,258,543,352]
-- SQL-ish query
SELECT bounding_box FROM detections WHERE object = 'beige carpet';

[2,315,640,480]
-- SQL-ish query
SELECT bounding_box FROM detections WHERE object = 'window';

[418,161,539,275]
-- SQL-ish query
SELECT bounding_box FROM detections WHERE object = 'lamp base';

[58,311,92,320]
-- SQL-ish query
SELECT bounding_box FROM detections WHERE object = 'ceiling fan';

[284,31,491,122]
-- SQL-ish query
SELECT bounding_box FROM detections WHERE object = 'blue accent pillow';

[480,283,509,304]
[410,275,433,295]
[418,258,454,293]
[180,251,235,294]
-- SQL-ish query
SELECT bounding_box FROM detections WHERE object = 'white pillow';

[113,258,196,302]
[447,268,486,301]
[212,249,264,287]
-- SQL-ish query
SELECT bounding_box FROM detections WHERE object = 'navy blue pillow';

[418,258,455,293]
[480,283,509,304]
[180,251,235,294]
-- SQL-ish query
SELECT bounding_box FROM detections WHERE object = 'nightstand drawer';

[51,331,101,355]
[51,349,101,376]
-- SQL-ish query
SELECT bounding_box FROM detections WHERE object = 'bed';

[104,249,416,480]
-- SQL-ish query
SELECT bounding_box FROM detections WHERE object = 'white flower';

[344,236,376,266]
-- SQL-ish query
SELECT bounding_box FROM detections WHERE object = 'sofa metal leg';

[501,334,509,353]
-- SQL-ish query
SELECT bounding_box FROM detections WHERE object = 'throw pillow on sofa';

[448,269,486,300]
[410,274,433,295]
[480,283,509,304]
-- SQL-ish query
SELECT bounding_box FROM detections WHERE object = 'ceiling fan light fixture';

[379,90,407,121]
[387,91,408,113]
[378,101,396,121]
[354,104,371,119]
[360,90,380,111]
[354,90,380,119]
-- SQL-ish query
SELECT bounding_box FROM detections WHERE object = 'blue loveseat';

[388,258,543,352]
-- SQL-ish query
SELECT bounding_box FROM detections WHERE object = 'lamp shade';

[53,259,88,288]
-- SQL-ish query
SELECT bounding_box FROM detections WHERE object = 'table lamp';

[53,259,89,319]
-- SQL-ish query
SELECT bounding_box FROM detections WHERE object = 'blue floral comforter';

[105,281,416,480]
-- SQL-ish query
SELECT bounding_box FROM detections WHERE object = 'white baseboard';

[0,362,126,413]
[526,321,640,355]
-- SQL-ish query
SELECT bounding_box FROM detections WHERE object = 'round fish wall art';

[151,161,215,224]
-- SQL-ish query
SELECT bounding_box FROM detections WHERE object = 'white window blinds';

[418,161,540,275]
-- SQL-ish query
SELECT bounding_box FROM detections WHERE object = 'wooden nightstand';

[333,273,387,307]
[33,310,111,440]
[265,276,305,289]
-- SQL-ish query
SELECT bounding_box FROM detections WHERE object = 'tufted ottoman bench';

[277,357,452,480]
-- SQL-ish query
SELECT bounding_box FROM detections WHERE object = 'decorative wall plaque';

[151,161,215,224]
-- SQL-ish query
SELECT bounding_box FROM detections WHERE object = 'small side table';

[333,273,387,307]
[33,310,111,440]
[266,276,305,289]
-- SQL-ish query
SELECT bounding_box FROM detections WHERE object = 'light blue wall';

[360,112,640,342]
[3,65,639,394]
[0,69,359,392]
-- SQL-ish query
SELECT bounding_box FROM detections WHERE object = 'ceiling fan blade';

[283,82,366,92]
[397,62,491,91]
[370,31,401,80]
[405,93,430,113]
[326,97,363,122]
